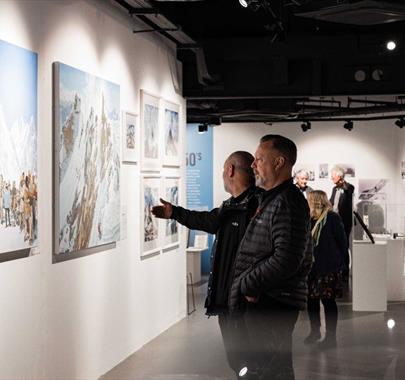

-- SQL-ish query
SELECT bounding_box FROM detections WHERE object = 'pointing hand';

[151,198,173,219]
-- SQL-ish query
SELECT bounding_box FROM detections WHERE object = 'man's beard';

[255,174,265,188]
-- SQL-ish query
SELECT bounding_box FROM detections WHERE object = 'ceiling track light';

[300,121,311,132]
[239,0,248,7]
[386,40,397,51]
[198,123,208,134]
[343,120,353,131]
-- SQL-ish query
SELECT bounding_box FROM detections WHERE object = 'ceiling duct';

[295,1,405,25]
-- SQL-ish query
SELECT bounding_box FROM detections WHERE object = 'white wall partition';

[0,1,186,379]
[213,120,403,232]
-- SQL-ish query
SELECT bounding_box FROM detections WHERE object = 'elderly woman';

[305,190,347,348]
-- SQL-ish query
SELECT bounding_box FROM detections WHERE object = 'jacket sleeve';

[331,212,348,270]
[171,205,221,234]
[241,196,309,297]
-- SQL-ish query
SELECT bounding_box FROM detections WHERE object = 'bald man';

[152,151,262,378]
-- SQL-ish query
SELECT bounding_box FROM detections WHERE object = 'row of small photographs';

[122,90,181,170]
[141,175,181,258]
[294,163,356,181]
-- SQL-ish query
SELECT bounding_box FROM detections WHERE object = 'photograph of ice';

[164,108,179,157]
[165,177,179,246]
[142,177,160,255]
[55,62,120,256]
[144,103,158,159]
[0,39,38,260]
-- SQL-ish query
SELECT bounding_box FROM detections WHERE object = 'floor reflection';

[101,280,405,380]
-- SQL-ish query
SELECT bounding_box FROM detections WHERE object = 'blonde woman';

[305,190,347,348]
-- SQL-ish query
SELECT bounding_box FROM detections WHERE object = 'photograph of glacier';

[55,62,120,256]
[164,108,179,158]
[143,103,159,159]
[142,177,160,255]
[0,39,38,259]
[164,178,179,246]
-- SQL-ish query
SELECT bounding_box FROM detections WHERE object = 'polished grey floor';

[101,280,405,380]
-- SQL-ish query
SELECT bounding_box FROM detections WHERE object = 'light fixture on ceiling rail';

[343,120,353,131]
[395,118,405,128]
[239,0,248,7]
[301,121,311,132]
[198,123,209,134]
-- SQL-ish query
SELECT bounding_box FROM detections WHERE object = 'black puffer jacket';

[171,186,260,315]
[228,179,313,314]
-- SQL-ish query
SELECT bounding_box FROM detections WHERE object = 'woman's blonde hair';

[307,190,331,219]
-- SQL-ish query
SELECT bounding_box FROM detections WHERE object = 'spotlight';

[343,120,353,131]
[198,123,208,134]
[395,118,405,128]
[301,121,311,132]
[386,40,397,51]
[239,0,248,7]
[387,319,396,329]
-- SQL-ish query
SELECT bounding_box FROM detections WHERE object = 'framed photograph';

[163,176,180,248]
[141,175,161,257]
[122,111,138,163]
[162,100,180,167]
[319,163,329,179]
[140,90,160,171]
[0,39,38,263]
[53,62,121,262]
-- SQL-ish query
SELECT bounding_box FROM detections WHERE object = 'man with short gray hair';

[294,169,313,199]
[330,165,354,275]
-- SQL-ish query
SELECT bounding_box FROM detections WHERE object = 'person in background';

[152,151,261,380]
[330,165,354,278]
[294,169,313,199]
[305,190,347,348]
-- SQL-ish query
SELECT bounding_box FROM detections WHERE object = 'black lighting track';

[113,0,180,45]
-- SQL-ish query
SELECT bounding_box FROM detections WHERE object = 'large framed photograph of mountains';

[0,39,39,263]
[53,62,121,262]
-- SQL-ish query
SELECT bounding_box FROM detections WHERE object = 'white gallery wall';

[0,1,187,379]
[214,121,405,232]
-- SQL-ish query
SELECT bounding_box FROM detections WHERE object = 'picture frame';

[162,100,181,167]
[140,90,160,171]
[140,175,161,257]
[53,62,121,262]
[163,176,180,248]
[122,111,139,163]
[0,39,39,263]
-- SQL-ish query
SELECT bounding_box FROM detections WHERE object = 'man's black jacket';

[228,179,313,314]
[171,186,260,315]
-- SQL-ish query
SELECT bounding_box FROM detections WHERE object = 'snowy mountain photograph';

[54,62,120,257]
[0,39,38,260]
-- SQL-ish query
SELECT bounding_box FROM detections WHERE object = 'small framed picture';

[140,90,160,171]
[122,111,138,163]
[162,100,181,167]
